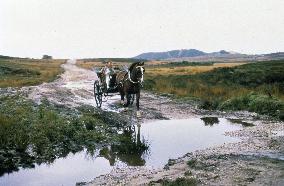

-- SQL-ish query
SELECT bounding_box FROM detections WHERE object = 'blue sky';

[0,0,283,58]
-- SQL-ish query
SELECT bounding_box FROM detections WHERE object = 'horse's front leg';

[136,92,140,110]
[136,92,141,117]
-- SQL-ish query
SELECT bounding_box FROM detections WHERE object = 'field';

[146,62,246,75]
[77,58,145,70]
[144,60,284,120]
[0,58,65,88]
[76,58,169,70]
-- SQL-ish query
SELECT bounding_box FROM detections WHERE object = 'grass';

[77,58,147,70]
[150,177,198,186]
[144,60,284,120]
[187,159,197,168]
[0,58,65,88]
[146,62,246,76]
[0,94,149,176]
[0,95,108,175]
[77,60,128,70]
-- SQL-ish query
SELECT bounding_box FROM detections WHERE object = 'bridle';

[127,65,144,85]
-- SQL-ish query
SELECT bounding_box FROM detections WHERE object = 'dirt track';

[27,59,99,107]
[7,60,284,186]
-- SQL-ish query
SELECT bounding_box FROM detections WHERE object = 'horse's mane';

[129,62,139,72]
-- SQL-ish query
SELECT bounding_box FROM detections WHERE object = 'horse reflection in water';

[99,123,149,166]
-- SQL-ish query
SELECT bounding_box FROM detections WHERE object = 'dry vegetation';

[144,60,284,120]
[77,60,128,70]
[0,58,65,88]
[144,62,251,102]
[146,62,246,76]
[78,59,244,76]
[77,59,168,70]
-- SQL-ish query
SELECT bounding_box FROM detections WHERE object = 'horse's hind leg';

[130,94,135,105]
[120,91,125,105]
[123,93,131,108]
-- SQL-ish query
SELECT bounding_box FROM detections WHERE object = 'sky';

[0,0,283,59]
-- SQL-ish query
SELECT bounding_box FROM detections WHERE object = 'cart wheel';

[94,80,103,108]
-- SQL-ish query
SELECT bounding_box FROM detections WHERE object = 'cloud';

[0,0,283,58]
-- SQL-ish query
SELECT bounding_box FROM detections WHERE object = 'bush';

[220,93,284,119]
[144,79,156,90]
[199,99,221,110]
[160,177,198,186]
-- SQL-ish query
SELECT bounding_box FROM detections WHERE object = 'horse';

[116,62,145,116]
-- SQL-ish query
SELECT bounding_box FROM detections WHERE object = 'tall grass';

[146,62,245,76]
[144,60,284,119]
[0,95,119,175]
[0,58,65,88]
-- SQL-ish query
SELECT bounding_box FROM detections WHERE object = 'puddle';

[139,118,241,167]
[227,118,255,127]
[0,151,112,186]
[0,117,243,186]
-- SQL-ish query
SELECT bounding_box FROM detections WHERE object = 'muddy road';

[27,59,100,107]
[26,59,199,120]
[2,60,284,186]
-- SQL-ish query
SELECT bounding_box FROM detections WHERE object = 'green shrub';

[144,79,156,90]
[160,177,198,186]
[0,95,114,175]
[144,60,284,119]
[220,93,284,119]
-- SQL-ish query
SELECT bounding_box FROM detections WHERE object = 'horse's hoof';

[123,107,128,112]
[136,111,141,118]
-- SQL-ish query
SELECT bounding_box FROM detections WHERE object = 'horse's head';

[129,62,145,84]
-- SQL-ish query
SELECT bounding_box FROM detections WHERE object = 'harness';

[126,66,144,84]
[119,66,144,85]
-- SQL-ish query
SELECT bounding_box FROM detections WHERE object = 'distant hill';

[134,49,207,60]
[0,55,29,60]
[263,52,284,59]
[133,49,284,62]
[0,55,18,59]
[80,58,147,63]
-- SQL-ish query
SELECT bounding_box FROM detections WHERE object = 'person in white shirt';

[101,61,114,89]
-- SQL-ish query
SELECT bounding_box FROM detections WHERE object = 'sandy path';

[27,59,120,109]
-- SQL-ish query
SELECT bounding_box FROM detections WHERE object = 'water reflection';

[201,117,219,126]
[1,117,245,186]
[99,124,149,166]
